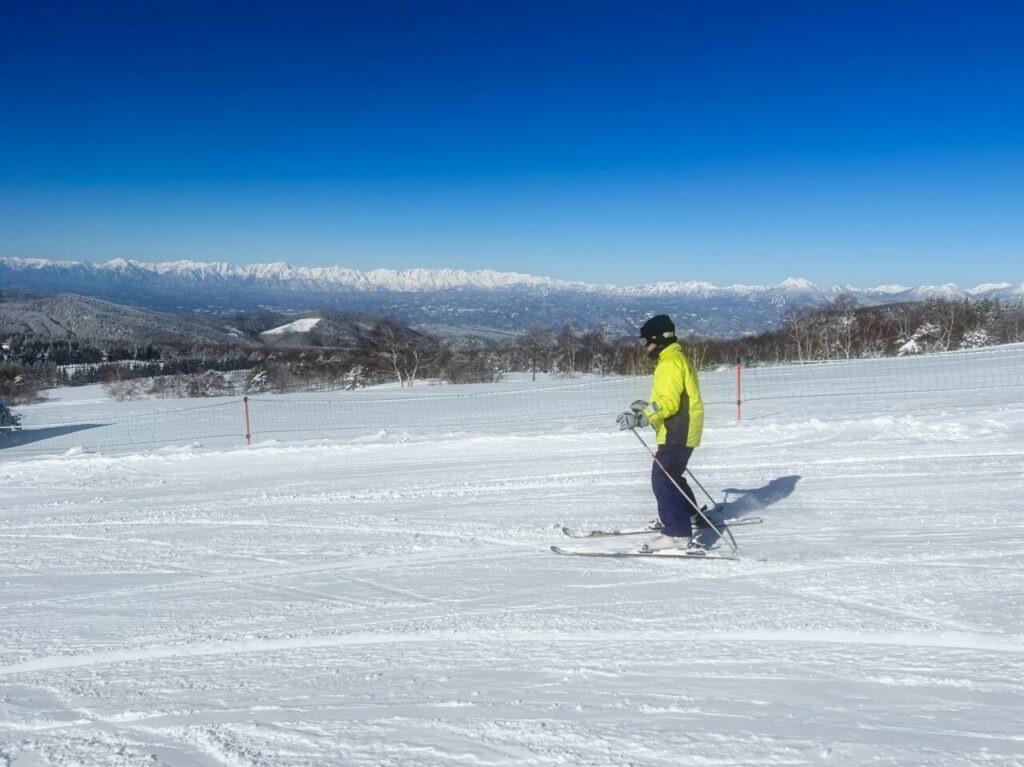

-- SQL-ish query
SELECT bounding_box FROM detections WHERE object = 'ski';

[561,516,762,539]
[550,545,740,561]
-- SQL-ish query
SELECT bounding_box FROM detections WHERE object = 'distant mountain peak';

[0,257,1017,338]
[967,282,1014,294]
[775,277,817,290]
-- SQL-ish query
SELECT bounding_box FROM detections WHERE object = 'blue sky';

[1,0,1022,287]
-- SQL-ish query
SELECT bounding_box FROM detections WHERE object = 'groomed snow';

[1,350,1023,766]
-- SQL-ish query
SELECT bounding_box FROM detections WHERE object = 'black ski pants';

[652,445,697,537]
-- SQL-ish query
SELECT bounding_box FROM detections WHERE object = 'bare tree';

[681,336,711,370]
[554,325,579,377]
[100,363,146,401]
[923,298,962,351]
[783,307,810,362]
[578,328,610,375]
[0,367,45,404]
[103,378,145,401]
[357,319,441,387]
[831,294,860,359]
[610,337,651,376]
[890,304,916,349]
[513,327,555,381]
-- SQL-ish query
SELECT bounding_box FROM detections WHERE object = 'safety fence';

[2,343,1021,457]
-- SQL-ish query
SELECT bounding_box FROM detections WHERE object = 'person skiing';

[616,314,705,551]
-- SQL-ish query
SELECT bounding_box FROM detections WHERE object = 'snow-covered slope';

[0,293,252,346]
[2,350,1022,765]
[259,317,322,336]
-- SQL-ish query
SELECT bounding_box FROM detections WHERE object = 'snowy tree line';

[0,320,640,402]
[704,296,1024,365]
[0,339,260,403]
[2,297,1021,404]
[267,297,1024,386]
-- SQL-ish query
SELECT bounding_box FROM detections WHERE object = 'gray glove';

[616,411,649,431]
[629,399,649,414]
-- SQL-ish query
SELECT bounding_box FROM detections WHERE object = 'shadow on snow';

[696,475,801,547]
[720,475,801,516]
[0,423,108,451]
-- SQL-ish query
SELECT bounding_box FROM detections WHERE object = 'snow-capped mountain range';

[2,257,1021,338]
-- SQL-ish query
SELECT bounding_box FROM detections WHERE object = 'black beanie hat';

[639,315,676,346]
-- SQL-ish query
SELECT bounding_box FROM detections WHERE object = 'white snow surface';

[2,354,1023,765]
[259,318,322,336]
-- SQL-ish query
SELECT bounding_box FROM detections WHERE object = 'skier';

[616,315,705,551]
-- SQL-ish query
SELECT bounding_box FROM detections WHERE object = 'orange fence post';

[243,396,252,446]
[736,358,742,421]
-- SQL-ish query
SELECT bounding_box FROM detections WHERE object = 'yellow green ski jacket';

[642,342,704,448]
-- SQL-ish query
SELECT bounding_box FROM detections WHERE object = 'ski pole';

[629,428,739,553]
[686,469,724,511]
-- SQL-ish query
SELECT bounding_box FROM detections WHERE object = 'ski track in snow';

[2,362,1023,766]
